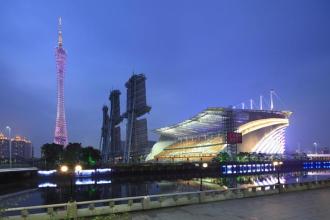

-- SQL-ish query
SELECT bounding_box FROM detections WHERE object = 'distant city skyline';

[1,0,330,156]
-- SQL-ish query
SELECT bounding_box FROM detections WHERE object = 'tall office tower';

[124,74,151,163]
[54,17,68,146]
[100,105,110,160]
[100,90,123,162]
[109,90,122,160]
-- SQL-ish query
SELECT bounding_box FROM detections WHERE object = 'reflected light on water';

[38,170,57,175]
[76,179,95,185]
[38,183,57,188]
[38,168,112,176]
[253,176,285,186]
[75,179,112,185]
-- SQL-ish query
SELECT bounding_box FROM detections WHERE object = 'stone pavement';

[132,188,330,220]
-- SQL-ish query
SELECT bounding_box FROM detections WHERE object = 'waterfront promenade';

[133,188,330,220]
[4,181,330,219]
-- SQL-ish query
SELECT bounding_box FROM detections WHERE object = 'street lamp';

[313,142,318,154]
[60,165,69,173]
[200,162,208,191]
[74,164,82,172]
[60,164,82,201]
[273,161,283,194]
[5,126,12,168]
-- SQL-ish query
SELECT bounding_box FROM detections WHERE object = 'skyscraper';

[54,17,68,146]
[124,74,151,162]
[100,90,123,162]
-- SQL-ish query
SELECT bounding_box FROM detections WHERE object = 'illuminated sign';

[226,132,242,144]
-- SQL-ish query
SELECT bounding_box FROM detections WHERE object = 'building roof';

[0,133,8,140]
[156,107,291,138]
[156,108,227,138]
[0,133,31,143]
[13,135,31,143]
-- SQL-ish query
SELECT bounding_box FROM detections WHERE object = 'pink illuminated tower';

[54,17,68,146]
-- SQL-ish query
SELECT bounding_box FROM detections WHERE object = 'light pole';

[200,162,208,191]
[273,161,283,194]
[31,144,34,166]
[5,126,12,168]
[60,164,82,201]
[313,142,318,154]
[60,165,73,201]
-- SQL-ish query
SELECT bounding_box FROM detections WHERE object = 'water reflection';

[1,171,330,208]
[38,183,57,188]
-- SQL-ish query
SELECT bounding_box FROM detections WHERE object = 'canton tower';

[54,17,68,146]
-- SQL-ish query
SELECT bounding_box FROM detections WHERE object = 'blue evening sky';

[1,0,330,155]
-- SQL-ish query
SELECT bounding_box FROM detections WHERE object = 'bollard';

[159,196,165,204]
[128,200,133,207]
[211,192,216,198]
[142,196,151,210]
[88,203,95,211]
[199,192,206,203]
[109,201,115,208]
[108,201,115,214]
[66,200,77,220]
[21,209,28,218]
[47,207,54,218]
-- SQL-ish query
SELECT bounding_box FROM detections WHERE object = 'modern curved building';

[146,107,291,162]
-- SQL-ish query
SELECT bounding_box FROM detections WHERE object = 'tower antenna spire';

[58,17,63,47]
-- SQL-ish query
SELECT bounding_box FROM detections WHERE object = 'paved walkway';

[132,188,330,220]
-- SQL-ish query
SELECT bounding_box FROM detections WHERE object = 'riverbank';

[4,179,330,219]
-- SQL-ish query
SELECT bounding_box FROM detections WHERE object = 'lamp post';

[5,126,12,168]
[60,165,70,199]
[60,164,82,201]
[31,144,34,166]
[313,142,318,154]
[200,162,208,191]
[273,161,283,194]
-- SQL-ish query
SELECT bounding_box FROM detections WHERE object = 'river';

[1,170,329,209]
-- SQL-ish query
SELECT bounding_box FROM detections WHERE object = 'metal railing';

[0,167,38,173]
[0,164,33,169]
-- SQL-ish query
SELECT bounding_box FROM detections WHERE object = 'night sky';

[1,0,330,156]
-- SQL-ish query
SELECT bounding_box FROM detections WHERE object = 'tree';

[237,152,250,162]
[40,142,102,169]
[41,143,64,169]
[250,152,259,162]
[216,152,231,163]
[80,146,101,167]
[63,143,82,165]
